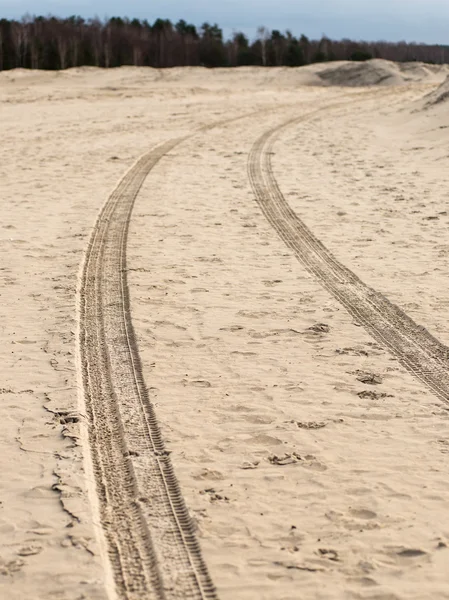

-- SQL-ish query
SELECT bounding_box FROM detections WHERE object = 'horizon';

[1,1,449,45]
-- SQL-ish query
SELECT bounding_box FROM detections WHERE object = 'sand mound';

[312,59,449,87]
[315,60,402,87]
[424,74,449,106]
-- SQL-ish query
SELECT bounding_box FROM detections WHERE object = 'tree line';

[0,15,447,71]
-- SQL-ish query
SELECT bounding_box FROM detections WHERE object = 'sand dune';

[312,59,449,87]
[1,63,449,600]
[424,74,449,106]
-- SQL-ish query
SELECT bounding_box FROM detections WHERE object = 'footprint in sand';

[349,508,378,520]
[294,421,327,430]
[152,321,193,342]
[199,488,229,503]
[183,379,212,388]
[154,320,187,330]
[250,434,283,446]
[307,323,330,333]
[237,310,271,319]
[193,469,224,481]
[17,545,43,557]
[0,559,25,576]
[240,461,260,470]
[318,548,339,562]
[241,414,274,425]
[355,370,383,385]
[195,256,222,264]
[357,390,392,400]
[302,323,331,342]
[389,546,427,559]
[336,346,369,357]
[219,325,244,333]
[267,453,327,470]
[263,279,283,287]
[268,453,302,465]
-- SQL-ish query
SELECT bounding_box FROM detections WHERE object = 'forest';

[0,15,448,71]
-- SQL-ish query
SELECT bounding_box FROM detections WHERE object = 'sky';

[1,0,449,44]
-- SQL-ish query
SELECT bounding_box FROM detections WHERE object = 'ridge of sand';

[423,74,449,106]
[1,60,448,92]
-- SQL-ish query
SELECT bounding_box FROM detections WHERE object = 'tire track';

[77,95,393,600]
[77,100,328,600]
[77,101,326,600]
[79,135,217,600]
[248,108,449,405]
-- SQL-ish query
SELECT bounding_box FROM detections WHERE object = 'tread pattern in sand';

[78,137,217,600]
[248,113,449,404]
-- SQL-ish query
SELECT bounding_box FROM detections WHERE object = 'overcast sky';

[1,0,449,44]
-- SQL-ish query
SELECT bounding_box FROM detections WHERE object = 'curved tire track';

[79,136,217,600]
[76,95,401,600]
[248,110,449,404]
[77,101,325,600]
[77,102,327,600]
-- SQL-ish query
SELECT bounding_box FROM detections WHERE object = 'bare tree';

[68,17,85,67]
[53,19,69,69]
[0,23,4,70]
[88,18,102,67]
[29,19,41,69]
[11,20,27,67]
[257,26,270,66]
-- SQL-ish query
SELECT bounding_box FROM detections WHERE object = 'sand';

[1,62,449,600]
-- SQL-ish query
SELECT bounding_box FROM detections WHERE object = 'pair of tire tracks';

[78,90,446,600]
[78,104,324,600]
[248,108,449,404]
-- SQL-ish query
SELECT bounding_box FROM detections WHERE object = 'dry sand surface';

[1,60,449,600]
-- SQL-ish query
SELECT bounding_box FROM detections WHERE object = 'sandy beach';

[1,60,449,599]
